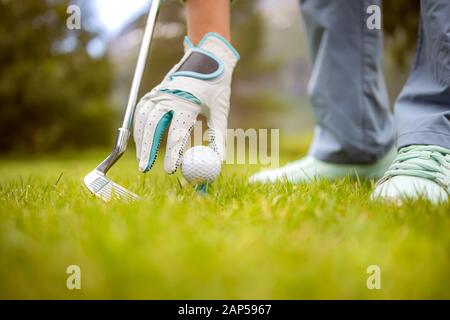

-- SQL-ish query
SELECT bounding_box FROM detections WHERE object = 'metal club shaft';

[95,0,161,175]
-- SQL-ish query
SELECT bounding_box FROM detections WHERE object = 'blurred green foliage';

[0,0,115,153]
[139,1,185,93]
[383,0,420,68]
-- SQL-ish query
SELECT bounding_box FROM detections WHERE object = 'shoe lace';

[377,145,450,191]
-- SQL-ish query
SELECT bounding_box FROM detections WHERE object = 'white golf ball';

[181,146,222,184]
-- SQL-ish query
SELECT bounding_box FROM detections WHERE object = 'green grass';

[0,137,449,299]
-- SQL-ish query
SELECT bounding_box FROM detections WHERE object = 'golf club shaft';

[95,0,160,174]
[122,0,160,130]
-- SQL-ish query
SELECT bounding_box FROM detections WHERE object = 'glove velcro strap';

[170,48,224,80]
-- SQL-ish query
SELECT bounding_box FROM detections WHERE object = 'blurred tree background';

[0,0,421,154]
[383,0,420,69]
[0,0,114,153]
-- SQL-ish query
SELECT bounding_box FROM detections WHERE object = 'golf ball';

[181,146,222,184]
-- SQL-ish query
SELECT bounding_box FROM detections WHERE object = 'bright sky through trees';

[93,0,149,36]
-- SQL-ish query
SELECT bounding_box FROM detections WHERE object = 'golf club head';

[84,170,139,202]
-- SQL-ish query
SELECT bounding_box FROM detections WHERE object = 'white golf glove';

[133,32,239,173]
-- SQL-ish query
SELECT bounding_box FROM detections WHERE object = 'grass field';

[0,136,449,299]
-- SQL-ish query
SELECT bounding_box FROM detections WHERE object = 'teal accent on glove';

[145,110,174,172]
[184,36,195,49]
[160,89,202,105]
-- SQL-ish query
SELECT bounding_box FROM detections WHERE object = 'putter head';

[84,170,139,202]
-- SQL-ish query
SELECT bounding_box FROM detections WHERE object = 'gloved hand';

[133,32,239,173]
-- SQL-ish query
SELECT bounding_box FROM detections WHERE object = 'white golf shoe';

[249,147,397,184]
[371,145,450,204]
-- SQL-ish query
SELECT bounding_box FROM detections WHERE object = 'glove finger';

[138,104,174,172]
[206,115,228,161]
[133,93,156,162]
[205,90,230,161]
[164,104,199,174]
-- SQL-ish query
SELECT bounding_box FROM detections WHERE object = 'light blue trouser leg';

[300,0,395,164]
[395,0,450,149]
